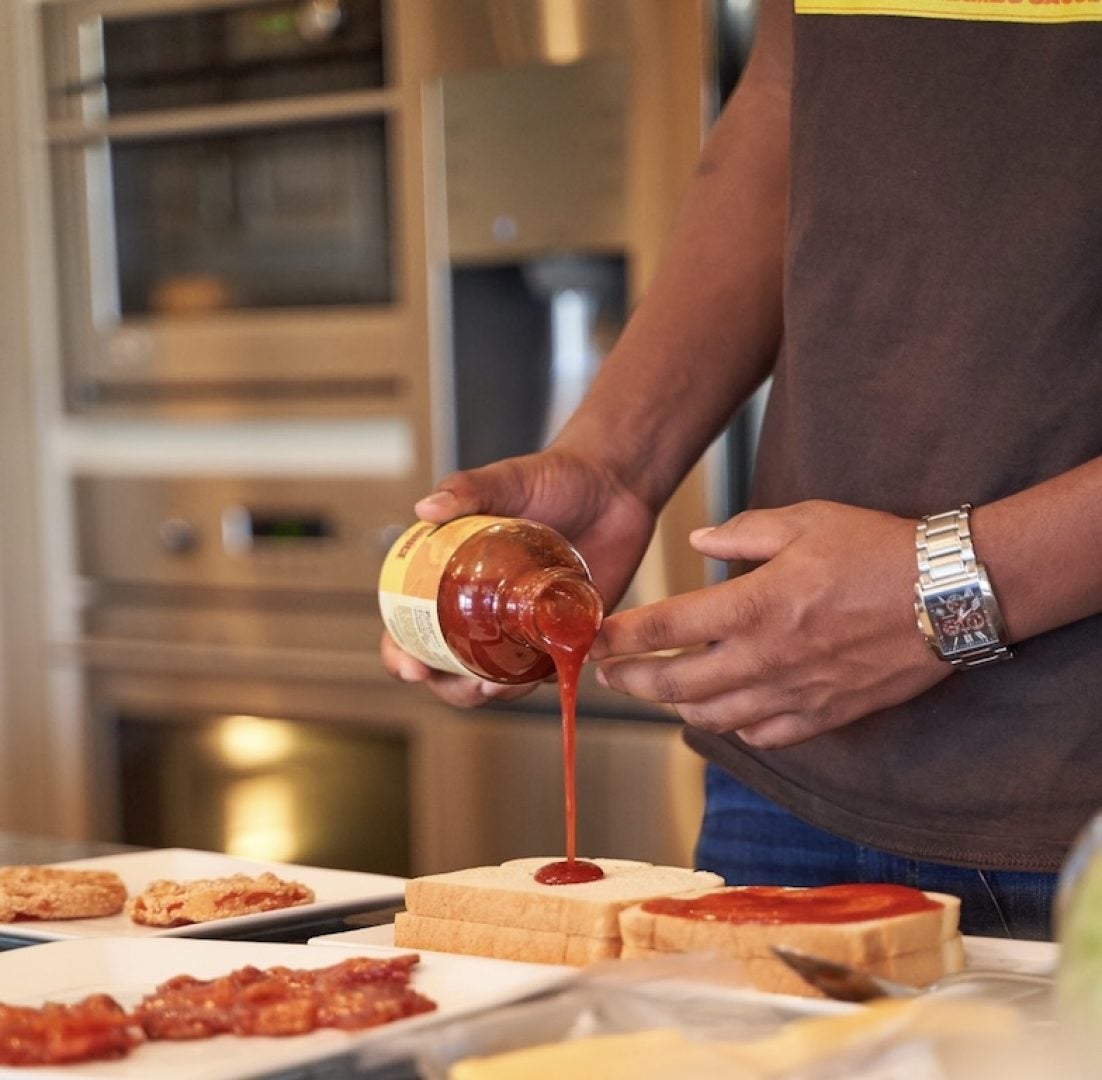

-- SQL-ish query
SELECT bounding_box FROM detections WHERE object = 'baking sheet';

[0,848,405,943]
[0,936,570,1079]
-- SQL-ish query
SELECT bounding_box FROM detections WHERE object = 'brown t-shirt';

[685,13,1102,872]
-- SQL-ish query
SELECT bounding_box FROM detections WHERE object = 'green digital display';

[249,514,333,542]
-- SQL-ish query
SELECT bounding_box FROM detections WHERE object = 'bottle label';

[378,515,505,677]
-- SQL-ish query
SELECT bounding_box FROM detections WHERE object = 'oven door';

[41,0,411,414]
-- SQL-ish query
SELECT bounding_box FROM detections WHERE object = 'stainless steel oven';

[73,474,702,875]
[40,0,415,416]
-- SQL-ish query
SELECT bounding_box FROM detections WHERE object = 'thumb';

[414,461,531,524]
[689,507,804,563]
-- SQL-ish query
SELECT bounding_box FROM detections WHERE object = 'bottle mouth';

[530,573,603,657]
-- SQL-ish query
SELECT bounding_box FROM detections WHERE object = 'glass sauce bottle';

[380,516,605,883]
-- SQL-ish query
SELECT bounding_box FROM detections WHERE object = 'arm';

[552,0,793,515]
[975,455,1102,642]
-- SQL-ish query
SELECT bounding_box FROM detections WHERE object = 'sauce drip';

[642,883,942,924]
[534,859,605,885]
[533,580,604,886]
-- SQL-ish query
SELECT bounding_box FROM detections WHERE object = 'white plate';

[309,924,853,1018]
[0,936,570,1079]
[314,927,1057,1007]
[962,935,1058,975]
[0,848,405,943]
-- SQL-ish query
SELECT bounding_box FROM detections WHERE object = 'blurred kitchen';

[0,0,761,877]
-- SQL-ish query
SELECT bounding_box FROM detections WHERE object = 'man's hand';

[591,500,950,748]
[380,447,656,707]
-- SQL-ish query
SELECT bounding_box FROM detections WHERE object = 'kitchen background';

[0,0,761,877]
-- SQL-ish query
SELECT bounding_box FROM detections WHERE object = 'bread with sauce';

[618,883,964,996]
[394,857,723,966]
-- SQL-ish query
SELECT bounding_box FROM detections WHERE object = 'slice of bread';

[618,885,960,966]
[620,936,966,997]
[401,858,724,940]
[617,884,963,996]
[393,911,621,966]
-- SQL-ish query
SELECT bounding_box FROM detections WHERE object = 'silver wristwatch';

[914,504,1012,669]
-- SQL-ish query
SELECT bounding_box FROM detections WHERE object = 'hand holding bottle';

[380,448,657,707]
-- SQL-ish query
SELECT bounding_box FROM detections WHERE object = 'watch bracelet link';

[915,504,1011,668]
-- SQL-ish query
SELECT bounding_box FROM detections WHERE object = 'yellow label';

[796,0,1102,21]
[377,516,506,676]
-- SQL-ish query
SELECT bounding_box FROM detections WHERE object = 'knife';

[770,944,916,1002]
[771,944,1054,1004]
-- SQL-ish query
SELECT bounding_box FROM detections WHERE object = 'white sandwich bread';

[393,857,725,966]
[617,884,964,997]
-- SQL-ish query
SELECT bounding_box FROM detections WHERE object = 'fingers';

[594,642,838,748]
[381,631,542,708]
[595,642,790,720]
[690,505,809,563]
[381,631,433,683]
[589,579,762,659]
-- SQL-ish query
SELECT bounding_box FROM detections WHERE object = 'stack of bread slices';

[394,857,724,966]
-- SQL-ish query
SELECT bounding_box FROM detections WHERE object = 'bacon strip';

[0,954,437,1065]
[0,994,139,1066]
[134,954,437,1039]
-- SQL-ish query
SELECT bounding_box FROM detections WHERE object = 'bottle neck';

[503,567,603,658]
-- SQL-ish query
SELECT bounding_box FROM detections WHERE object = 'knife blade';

[770,944,918,1002]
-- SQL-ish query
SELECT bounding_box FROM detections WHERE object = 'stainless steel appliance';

[40,0,418,417]
[75,474,701,874]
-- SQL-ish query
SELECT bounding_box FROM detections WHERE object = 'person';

[382,2,1102,941]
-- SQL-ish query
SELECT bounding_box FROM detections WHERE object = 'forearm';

[553,3,793,515]
[973,455,1102,641]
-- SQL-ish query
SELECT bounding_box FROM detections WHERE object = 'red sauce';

[641,884,941,924]
[534,859,605,885]
[433,520,605,885]
[534,579,604,885]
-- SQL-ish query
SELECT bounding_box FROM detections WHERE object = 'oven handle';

[57,635,388,684]
[46,87,399,145]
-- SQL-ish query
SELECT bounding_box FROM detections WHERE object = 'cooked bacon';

[0,994,140,1066]
[0,866,127,922]
[134,954,436,1040]
[126,872,315,927]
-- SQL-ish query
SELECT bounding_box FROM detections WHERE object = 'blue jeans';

[695,764,1057,941]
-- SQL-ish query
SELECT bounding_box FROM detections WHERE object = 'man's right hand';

[380,446,657,708]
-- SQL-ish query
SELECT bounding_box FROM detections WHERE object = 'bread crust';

[618,887,960,965]
[394,912,618,966]
[619,936,966,997]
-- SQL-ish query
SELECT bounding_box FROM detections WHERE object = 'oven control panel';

[76,475,413,593]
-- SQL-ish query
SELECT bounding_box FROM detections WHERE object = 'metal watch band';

[915,504,1011,668]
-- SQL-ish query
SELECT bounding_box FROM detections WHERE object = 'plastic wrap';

[348,952,1059,1080]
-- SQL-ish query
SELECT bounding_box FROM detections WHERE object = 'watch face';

[927,584,998,656]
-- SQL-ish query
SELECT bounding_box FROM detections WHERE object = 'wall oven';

[40,0,417,417]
